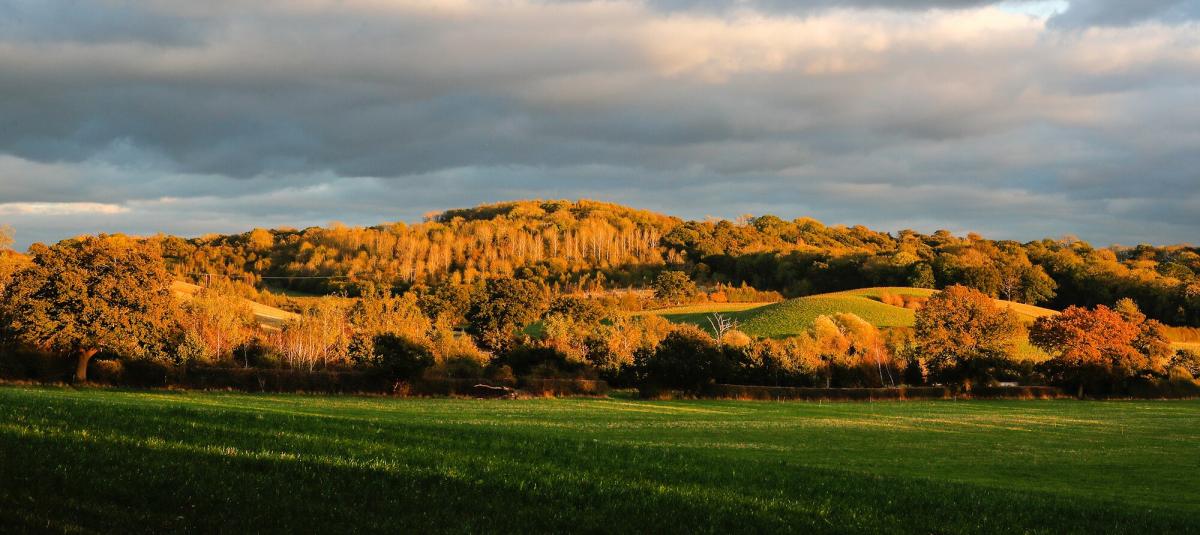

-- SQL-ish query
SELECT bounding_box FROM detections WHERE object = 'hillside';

[172,281,298,329]
[153,198,1200,327]
[647,287,1059,360]
[650,287,1057,336]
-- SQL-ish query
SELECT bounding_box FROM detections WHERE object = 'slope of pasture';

[172,281,298,329]
[2,386,1198,533]
[648,287,1056,360]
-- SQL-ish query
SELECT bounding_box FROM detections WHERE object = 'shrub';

[369,334,435,381]
[1170,349,1200,378]
[495,344,583,378]
[89,359,125,384]
[638,325,730,393]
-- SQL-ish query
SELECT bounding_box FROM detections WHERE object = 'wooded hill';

[155,199,1200,326]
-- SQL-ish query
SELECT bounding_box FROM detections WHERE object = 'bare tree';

[707,312,739,342]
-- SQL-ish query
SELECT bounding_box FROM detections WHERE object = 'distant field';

[172,281,298,329]
[644,288,1049,353]
[1,386,1197,533]
[641,287,1062,361]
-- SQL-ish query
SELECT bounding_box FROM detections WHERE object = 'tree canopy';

[1,235,178,381]
[911,285,1022,388]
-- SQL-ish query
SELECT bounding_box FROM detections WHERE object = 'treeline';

[151,200,1199,326]
[2,234,1197,400]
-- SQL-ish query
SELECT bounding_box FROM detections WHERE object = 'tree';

[369,333,435,381]
[652,270,696,305]
[637,325,729,393]
[546,296,608,326]
[0,235,178,382]
[271,298,351,371]
[349,288,432,343]
[467,278,548,352]
[0,225,12,251]
[911,285,1021,388]
[1170,349,1200,378]
[706,312,739,342]
[1030,302,1169,396]
[180,289,256,364]
[907,262,936,289]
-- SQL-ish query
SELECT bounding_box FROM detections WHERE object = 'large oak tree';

[1,235,178,381]
[911,285,1022,388]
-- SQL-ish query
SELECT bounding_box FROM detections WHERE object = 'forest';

[158,199,1199,326]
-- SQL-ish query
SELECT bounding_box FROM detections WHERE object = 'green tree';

[467,278,548,352]
[369,333,435,381]
[652,270,697,305]
[911,285,1021,389]
[907,262,936,289]
[637,325,729,393]
[0,235,179,382]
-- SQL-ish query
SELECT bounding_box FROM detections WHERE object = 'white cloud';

[0,202,128,216]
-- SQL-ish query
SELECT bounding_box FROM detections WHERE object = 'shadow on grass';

[1,390,1196,534]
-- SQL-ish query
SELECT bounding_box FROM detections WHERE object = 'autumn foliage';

[0,235,178,381]
[911,285,1022,388]
[1030,299,1172,395]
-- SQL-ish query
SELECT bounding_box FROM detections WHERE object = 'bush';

[370,334,435,381]
[1170,349,1200,377]
[520,378,610,397]
[122,359,179,388]
[0,347,73,382]
[638,325,730,393]
[186,367,388,393]
[89,359,125,384]
[494,344,585,378]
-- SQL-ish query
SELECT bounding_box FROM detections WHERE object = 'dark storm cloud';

[0,0,1198,249]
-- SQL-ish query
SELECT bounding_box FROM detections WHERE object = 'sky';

[1,0,1198,249]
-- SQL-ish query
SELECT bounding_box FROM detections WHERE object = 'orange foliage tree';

[911,285,1021,388]
[1030,299,1171,396]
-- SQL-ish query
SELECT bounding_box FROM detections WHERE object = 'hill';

[172,281,298,329]
[646,287,1059,360]
[649,287,1057,337]
[107,197,1200,327]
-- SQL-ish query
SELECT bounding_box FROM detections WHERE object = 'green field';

[646,288,1057,360]
[2,386,1198,533]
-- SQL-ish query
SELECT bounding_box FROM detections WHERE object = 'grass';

[644,287,1060,339]
[0,386,1197,533]
[643,287,1056,360]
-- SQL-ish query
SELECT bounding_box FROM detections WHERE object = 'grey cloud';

[1049,0,1200,28]
[0,0,1198,248]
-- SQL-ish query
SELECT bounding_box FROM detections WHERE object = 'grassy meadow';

[2,385,1199,533]
[645,287,1061,360]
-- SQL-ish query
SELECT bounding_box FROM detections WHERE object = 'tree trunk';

[75,348,99,383]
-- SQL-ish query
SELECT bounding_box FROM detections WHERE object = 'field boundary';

[641,384,1068,401]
